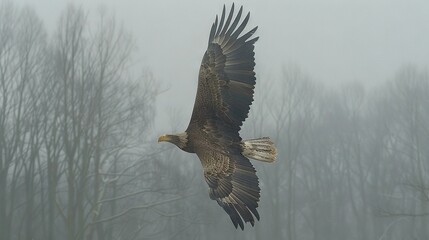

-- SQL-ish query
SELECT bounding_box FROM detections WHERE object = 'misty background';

[2,0,429,239]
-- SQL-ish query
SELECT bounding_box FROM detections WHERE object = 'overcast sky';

[14,0,429,130]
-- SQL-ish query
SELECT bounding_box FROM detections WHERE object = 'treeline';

[0,2,183,240]
[243,65,429,240]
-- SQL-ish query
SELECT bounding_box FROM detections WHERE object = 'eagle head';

[158,132,188,149]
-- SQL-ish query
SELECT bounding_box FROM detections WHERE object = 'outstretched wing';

[188,4,258,136]
[197,149,260,230]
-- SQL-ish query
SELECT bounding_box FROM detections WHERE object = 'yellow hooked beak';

[158,135,170,143]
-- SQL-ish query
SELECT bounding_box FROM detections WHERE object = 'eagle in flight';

[158,3,277,230]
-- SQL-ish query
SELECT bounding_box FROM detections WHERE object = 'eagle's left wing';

[187,4,258,135]
[196,149,260,230]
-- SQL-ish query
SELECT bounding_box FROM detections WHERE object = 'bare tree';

[0,3,48,239]
[374,66,429,239]
[243,65,320,240]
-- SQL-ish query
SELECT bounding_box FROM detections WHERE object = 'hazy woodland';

[1,1,429,239]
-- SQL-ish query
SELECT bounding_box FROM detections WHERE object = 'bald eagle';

[158,4,277,230]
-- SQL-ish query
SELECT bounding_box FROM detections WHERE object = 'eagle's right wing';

[196,149,260,230]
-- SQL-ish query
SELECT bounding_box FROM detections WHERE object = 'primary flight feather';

[158,3,277,230]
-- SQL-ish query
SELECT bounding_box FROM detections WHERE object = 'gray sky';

[15,0,429,130]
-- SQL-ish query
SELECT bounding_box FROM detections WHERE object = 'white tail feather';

[241,137,277,163]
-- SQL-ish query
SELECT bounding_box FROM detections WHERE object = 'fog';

[2,0,429,239]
